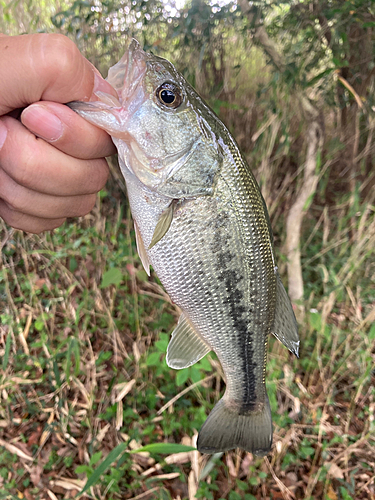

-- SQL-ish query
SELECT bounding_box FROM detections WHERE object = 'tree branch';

[238,0,324,307]
[237,0,285,71]
[285,97,323,304]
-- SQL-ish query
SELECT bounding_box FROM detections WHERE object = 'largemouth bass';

[69,40,299,456]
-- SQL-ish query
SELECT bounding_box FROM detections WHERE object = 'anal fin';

[166,314,211,369]
[272,274,300,357]
[134,220,150,276]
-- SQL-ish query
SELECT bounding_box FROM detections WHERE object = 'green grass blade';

[2,333,12,371]
[129,443,196,454]
[65,337,73,381]
[77,443,128,497]
[199,452,223,481]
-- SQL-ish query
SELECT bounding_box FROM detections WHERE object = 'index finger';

[0,34,116,115]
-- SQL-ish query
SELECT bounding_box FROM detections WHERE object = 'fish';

[68,39,299,456]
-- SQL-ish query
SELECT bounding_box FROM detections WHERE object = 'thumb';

[0,34,116,116]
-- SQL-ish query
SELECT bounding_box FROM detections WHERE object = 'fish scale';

[69,38,299,455]
[126,143,275,408]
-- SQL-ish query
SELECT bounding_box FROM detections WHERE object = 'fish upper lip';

[107,39,148,107]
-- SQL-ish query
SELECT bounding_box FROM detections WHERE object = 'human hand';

[0,33,117,233]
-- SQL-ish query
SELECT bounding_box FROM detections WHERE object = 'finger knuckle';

[35,34,81,83]
[67,194,97,218]
[80,159,109,194]
[0,200,24,228]
[95,160,110,190]
[13,145,41,191]
[80,194,97,216]
[0,181,25,213]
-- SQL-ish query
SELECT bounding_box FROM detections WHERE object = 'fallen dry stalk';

[157,374,215,415]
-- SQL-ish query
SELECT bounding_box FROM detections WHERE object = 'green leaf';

[190,367,201,384]
[300,445,315,459]
[34,319,44,332]
[77,443,128,496]
[69,257,78,272]
[129,443,196,454]
[176,369,189,386]
[155,338,168,352]
[89,451,102,467]
[309,311,321,331]
[100,267,123,288]
[75,465,93,475]
[197,356,211,371]
[147,352,161,366]
[236,479,248,491]
[340,487,353,500]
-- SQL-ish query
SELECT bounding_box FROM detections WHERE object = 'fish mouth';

[107,39,148,106]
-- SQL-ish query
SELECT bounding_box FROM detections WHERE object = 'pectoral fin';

[134,221,150,276]
[148,201,175,249]
[166,314,211,369]
[272,274,300,357]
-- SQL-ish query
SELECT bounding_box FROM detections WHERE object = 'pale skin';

[0,33,117,234]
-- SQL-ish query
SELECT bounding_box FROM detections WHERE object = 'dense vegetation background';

[1,1,375,499]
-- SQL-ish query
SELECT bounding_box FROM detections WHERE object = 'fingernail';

[93,71,118,100]
[0,120,7,150]
[22,105,63,142]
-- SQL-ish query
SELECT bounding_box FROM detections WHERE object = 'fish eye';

[156,82,183,109]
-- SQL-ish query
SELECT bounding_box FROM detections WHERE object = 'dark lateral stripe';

[211,222,258,406]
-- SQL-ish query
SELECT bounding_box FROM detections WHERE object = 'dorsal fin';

[166,314,211,369]
[272,274,300,357]
[134,220,150,276]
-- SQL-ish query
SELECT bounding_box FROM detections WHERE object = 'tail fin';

[197,396,272,456]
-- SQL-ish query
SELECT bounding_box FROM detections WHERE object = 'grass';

[1,177,375,500]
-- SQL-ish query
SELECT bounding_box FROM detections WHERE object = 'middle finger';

[0,116,109,196]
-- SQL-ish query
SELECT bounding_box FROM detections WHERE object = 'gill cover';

[69,39,223,199]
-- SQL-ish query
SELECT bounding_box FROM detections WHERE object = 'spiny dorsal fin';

[272,274,300,357]
[148,201,175,250]
[166,314,211,369]
[134,220,150,276]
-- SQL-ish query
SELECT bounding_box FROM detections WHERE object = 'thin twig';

[157,374,215,415]
[264,457,295,500]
